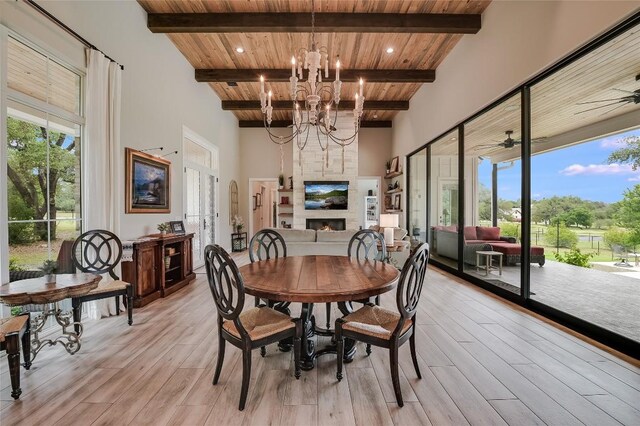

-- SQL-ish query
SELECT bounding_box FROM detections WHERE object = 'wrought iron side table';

[0,273,101,361]
[232,231,248,252]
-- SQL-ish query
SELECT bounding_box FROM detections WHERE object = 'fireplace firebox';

[306,218,346,231]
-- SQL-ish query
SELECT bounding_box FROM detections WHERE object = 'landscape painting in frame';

[125,148,171,213]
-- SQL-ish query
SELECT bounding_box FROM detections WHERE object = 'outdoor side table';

[476,250,504,276]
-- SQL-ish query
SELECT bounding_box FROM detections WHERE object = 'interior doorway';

[357,177,381,230]
[183,127,219,269]
[248,178,278,237]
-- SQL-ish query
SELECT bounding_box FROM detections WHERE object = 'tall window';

[6,36,84,270]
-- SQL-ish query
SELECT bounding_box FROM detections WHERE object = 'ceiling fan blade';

[611,88,637,95]
[599,102,630,117]
[576,98,625,105]
[474,144,500,151]
[575,100,628,114]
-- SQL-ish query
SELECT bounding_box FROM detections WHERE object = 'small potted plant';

[385,161,391,175]
[39,260,58,284]
[278,174,285,189]
[158,222,170,236]
[232,215,245,233]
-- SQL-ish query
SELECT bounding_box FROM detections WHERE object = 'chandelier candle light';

[259,0,364,175]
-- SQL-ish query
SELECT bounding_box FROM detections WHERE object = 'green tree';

[478,183,491,221]
[614,184,640,245]
[603,227,633,250]
[562,206,593,228]
[543,224,578,248]
[7,116,77,241]
[607,136,640,169]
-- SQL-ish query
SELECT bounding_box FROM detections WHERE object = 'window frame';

[1,27,86,283]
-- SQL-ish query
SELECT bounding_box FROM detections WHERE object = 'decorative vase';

[161,230,166,236]
[44,274,56,284]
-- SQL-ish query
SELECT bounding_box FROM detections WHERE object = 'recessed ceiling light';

[386,47,394,54]
[235,47,245,53]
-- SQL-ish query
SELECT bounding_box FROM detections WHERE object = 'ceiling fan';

[575,74,640,116]
[474,130,546,151]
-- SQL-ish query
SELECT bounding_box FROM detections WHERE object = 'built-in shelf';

[165,265,181,274]
[278,213,294,217]
[165,251,182,257]
[278,203,293,207]
[384,171,403,179]
[385,188,403,195]
[384,209,403,213]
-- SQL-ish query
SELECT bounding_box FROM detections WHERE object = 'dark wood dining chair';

[70,230,133,333]
[336,242,429,407]
[0,314,31,399]
[205,244,302,411]
[323,229,388,343]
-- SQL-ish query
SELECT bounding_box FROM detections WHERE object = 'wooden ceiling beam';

[239,120,392,128]
[196,69,435,83]
[223,100,408,111]
[148,13,481,34]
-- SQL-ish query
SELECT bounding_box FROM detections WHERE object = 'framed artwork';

[389,156,399,173]
[393,194,401,210]
[169,220,185,234]
[256,192,262,207]
[384,195,392,210]
[125,148,171,213]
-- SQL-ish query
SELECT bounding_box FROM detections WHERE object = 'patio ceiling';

[464,24,640,161]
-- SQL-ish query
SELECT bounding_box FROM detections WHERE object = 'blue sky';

[479,128,640,203]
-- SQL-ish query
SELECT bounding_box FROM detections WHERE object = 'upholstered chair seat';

[341,305,412,340]
[222,307,295,341]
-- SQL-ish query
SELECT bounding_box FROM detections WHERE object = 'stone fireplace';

[306,218,346,231]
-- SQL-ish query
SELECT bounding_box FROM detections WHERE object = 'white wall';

[1,1,240,249]
[239,126,392,230]
[392,1,639,158]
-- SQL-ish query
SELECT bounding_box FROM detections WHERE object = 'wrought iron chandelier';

[259,0,364,174]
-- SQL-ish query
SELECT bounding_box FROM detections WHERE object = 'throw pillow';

[477,226,501,241]
[463,226,478,241]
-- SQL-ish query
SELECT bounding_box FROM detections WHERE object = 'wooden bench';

[0,314,31,399]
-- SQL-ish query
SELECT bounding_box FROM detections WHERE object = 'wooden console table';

[122,233,196,307]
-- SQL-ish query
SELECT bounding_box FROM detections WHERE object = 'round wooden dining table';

[239,255,400,370]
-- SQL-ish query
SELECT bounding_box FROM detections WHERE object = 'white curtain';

[85,48,121,233]
[85,49,123,317]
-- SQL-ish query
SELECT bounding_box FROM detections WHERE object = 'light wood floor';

[1,253,639,426]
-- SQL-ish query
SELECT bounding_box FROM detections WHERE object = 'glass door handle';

[203,218,207,230]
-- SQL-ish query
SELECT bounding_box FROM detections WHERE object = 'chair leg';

[336,320,344,381]
[239,349,252,411]
[390,345,403,407]
[72,298,82,335]
[6,335,22,399]
[366,344,372,356]
[213,335,226,385]
[294,319,302,379]
[126,286,134,326]
[325,303,331,330]
[22,314,31,370]
[115,295,120,315]
[260,346,266,357]
[410,330,421,379]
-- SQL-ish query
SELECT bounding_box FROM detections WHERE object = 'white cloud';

[599,137,627,149]
[559,163,635,176]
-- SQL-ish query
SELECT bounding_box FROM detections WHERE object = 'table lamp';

[379,214,399,246]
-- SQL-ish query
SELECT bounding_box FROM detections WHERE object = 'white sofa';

[273,228,358,256]
[271,227,411,267]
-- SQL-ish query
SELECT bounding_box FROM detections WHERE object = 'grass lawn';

[9,217,80,270]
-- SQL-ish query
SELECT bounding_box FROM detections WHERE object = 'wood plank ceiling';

[138,0,491,126]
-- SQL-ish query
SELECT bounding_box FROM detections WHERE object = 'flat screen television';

[304,181,349,210]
